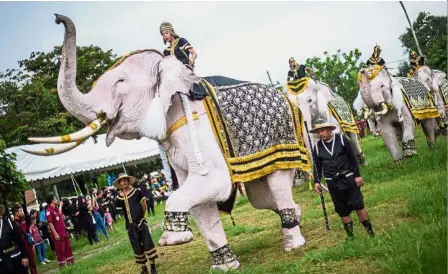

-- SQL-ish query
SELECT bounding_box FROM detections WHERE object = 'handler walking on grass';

[115,173,158,274]
[311,119,374,239]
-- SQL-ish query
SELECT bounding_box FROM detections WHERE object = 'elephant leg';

[245,178,302,225]
[158,161,233,247]
[378,119,404,163]
[189,203,240,271]
[265,169,305,251]
[421,119,436,150]
[401,106,417,157]
[347,132,367,166]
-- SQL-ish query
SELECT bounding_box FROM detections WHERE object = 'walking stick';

[304,121,330,231]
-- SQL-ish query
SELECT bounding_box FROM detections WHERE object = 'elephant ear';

[353,89,365,112]
[157,56,201,116]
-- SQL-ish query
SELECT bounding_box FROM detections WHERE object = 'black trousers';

[128,221,157,265]
[0,256,28,274]
[327,176,365,217]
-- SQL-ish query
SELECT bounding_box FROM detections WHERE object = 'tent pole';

[40,180,47,197]
[70,174,79,196]
[53,185,60,202]
[122,163,127,174]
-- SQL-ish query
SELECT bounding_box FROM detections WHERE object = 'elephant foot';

[394,158,406,165]
[210,260,240,272]
[402,140,416,157]
[295,204,302,226]
[158,230,193,246]
[210,244,240,271]
[159,211,193,246]
[283,226,306,252]
[357,153,368,166]
[403,149,417,158]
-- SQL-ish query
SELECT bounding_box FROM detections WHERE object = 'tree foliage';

[398,12,447,76]
[0,46,118,147]
[305,49,365,104]
[0,139,29,203]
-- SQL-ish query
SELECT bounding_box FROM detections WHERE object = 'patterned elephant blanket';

[438,78,448,112]
[201,79,311,183]
[397,77,440,120]
[318,81,359,134]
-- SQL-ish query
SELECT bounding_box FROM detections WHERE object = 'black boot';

[141,266,149,274]
[150,263,157,274]
[343,221,354,240]
[361,219,374,237]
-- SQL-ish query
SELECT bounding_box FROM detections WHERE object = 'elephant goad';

[23,14,312,271]
[286,77,367,166]
[358,65,441,162]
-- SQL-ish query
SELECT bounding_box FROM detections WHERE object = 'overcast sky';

[0,1,446,86]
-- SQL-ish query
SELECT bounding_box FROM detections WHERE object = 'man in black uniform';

[311,119,374,239]
[366,45,386,67]
[408,50,427,77]
[0,205,29,274]
[115,173,158,274]
[287,57,312,82]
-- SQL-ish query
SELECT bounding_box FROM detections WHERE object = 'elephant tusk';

[375,103,388,116]
[21,138,88,156]
[28,119,104,143]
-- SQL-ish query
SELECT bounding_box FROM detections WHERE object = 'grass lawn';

[41,129,446,274]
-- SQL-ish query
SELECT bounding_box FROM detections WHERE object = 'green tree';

[399,12,447,72]
[0,139,29,204]
[0,46,118,147]
[305,49,365,104]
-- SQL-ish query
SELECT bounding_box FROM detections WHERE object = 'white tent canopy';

[6,134,160,186]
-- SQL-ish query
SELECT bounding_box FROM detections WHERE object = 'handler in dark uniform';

[160,22,198,71]
[115,173,158,274]
[311,119,374,239]
[366,45,386,67]
[0,205,29,274]
[287,57,312,82]
[408,50,427,77]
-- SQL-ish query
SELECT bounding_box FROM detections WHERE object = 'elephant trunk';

[359,70,376,107]
[55,14,96,125]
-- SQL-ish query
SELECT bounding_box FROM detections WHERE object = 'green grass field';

[40,130,447,274]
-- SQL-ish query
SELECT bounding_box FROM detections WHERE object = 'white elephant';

[412,66,448,131]
[353,91,380,139]
[358,65,441,161]
[24,15,312,271]
[286,78,367,166]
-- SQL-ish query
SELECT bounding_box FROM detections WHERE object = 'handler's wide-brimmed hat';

[113,173,137,188]
[309,119,336,133]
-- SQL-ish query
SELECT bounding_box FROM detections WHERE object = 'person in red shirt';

[12,205,37,274]
[45,195,74,268]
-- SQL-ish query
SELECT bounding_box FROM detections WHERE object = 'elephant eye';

[117,78,125,83]
[307,98,312,103]
[380,84,385,88]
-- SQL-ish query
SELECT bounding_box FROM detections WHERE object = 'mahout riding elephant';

[357,65,440,162]
[286,77,367,166]
[24,14,312,271]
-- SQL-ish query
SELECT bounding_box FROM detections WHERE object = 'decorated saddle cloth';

[201,78,311,183]
[318,81,359,134]
[397,77,440,120]
[286,77,310,95]
[437,77,448,112]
